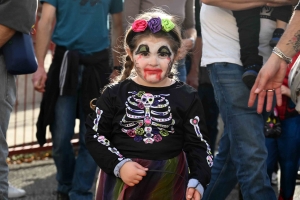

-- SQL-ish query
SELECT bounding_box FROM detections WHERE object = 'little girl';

[85,9,212,200]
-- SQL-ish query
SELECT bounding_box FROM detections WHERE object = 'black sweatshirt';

[85,79,212,188]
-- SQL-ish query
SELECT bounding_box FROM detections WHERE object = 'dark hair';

[115,8,183,83]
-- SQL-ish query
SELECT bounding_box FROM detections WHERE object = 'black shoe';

[57,192,70,200]
[242,70,258,89]
[270,28,284,47]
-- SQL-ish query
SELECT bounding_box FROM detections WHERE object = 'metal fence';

[7,69,80,156]
[7,73,50,155]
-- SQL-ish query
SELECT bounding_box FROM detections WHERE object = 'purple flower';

[148,17,161,33]
[153,100,159,106]
[134,136,143,142]
[152,127,159,134]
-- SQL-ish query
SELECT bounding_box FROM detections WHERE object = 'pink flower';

[127,129,136,137]
[153,134,162,142]
[132,19,148,32]
[138,102,145,109]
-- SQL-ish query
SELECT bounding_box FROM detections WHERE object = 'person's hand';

[182,38,195,52]
[32,66,47,93]
[186,70,199,89]
[281,85,291,97]
[176,39,194,61]
[186,187,201,200]
[119,161,148,186]
[248,53,288,113]
[176,47,188,61]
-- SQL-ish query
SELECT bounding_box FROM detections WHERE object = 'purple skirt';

[95,152,188,200]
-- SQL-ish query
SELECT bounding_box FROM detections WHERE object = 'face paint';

[132,37,175,86]
[157,46,172,58]
[135,44,149,55]
[143,68,163,80]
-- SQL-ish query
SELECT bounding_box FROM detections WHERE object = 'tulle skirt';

[95,152,188,200]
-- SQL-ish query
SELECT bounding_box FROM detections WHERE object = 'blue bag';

[2,31,37,75]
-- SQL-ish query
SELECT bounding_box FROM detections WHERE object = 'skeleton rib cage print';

[120,91,175,144]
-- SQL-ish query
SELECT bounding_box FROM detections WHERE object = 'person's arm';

[85,87,149,186]
[187,37,202,89]
[201,0,294,10]
[111,12,123,67]
[187,0,201,89]
[110,12,123,79]
[177,0,197,60]
[32,2,56,93]
[123,0,141,31]
[183,93,212,199]
[248,10,300,113]
[0,25,15,48]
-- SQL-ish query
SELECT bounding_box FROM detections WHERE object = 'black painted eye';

[141,52,149,56]
[142,98,147,102]
[149,98,153,102]
[159,52,169,57]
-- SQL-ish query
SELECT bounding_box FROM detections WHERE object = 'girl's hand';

[119,161,148,186]
[186,187,201,200]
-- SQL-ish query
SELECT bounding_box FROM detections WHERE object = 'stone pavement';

[7,157,300,200]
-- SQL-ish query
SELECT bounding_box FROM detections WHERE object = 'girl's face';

[129,36,175,87]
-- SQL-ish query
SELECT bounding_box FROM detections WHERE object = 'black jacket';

[36,45,111,146]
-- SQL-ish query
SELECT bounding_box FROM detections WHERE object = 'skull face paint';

[132,37,174,86]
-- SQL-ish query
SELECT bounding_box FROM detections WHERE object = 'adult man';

[32,0,123,199]
[0,1,37,199]
[200,0,297,199]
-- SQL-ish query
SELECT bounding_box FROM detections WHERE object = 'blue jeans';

[0,56,16,200]
[202,62,276,200]
[50,65,97,200]
[265,115,300,199]
[177,58,187,82]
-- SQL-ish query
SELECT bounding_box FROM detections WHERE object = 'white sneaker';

[8,183,26,198]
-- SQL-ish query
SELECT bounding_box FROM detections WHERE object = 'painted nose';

[148,56,158,66]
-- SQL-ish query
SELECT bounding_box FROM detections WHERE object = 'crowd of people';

[1,0,300,200]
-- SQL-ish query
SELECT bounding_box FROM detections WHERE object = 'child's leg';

[232,8,263,89]
[270,6,293,47]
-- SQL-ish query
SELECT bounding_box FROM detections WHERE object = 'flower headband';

[131,17,175,33]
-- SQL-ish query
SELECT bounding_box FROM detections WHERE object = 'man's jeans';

[0,56,16,200]
[265,114,300,199]
[203,62,276,200]
[50,65,97,200]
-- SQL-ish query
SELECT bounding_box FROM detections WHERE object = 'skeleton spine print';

[120,91,175,144]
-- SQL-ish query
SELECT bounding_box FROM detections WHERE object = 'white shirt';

[200,4,276,66]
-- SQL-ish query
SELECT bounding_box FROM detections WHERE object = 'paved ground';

[7,157,300,200]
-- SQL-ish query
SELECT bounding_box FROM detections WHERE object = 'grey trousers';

[0,55,16,200]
